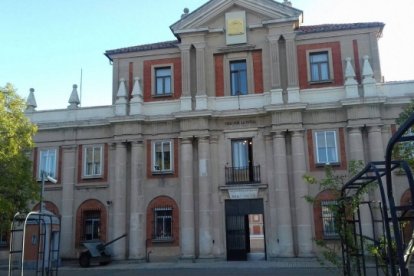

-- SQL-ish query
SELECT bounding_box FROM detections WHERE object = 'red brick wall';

[77,144,109,184]
[252,50,264,94]
[143,58,182,102]
[75,199,107,247]
[146,196,179,247]
[32,201,60,215]
[307,128,347,171]
[146,139,179,179]
[214,54,224,97]
[353,40,361,84]
[313,189,338,240]
[297,42,344,89]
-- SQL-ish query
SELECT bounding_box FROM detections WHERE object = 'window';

[83,211,100,241]
[83,145,103,178]
[155,67,172,96]
[309,51,330,82]
[321,200,339,238]
[38,148,57,180]
[315,131,338,164]
[232,139,251,168]
[152,141,173,173]
[153,207,173,241]
[230,60,247,95]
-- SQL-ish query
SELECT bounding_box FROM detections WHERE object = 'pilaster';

[112,142,127,259]
[291,130,313,256]
[198,136,213,258]
[273,131,294,256]
[180,137,195,259]
[129,140,145,259]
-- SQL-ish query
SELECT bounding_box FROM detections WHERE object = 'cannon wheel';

[79,251,91,268]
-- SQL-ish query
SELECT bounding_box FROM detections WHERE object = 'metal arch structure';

[340,112,414,276]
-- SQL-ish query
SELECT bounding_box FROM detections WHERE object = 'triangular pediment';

[170,0,302,35]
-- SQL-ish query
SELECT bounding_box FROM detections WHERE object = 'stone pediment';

[170,0,302,36]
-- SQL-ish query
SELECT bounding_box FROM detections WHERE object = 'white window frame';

[306,49,334,83]
[152,64,174,97]
[83,145,103,178]
[223,52,254,96]
[152,140,173,173]
[315,130,339,165]
[83,211,101,241]
[321,200,339,239]
[38,148,58,181]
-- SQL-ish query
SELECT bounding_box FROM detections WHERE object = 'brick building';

[2,0,414,262]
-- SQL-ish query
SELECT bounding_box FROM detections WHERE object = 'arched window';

[32,201,60,216]
[146,196,179,247]
[76,199,107,246]
[314,189,339,240]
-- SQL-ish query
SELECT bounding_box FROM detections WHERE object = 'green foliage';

[0,84,38,230]
[394,99,414,168]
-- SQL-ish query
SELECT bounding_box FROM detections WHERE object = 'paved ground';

[1,258,395,275]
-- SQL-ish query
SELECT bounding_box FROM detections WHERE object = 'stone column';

[291,130,313,256]
[348,127,365,162]
[268,36,283,104]
[60,145,76,258]
[348,127,371,238]
[368,126,385,162]
[129,140,145,259]
[198,137,212,257]
[273,131,294,256]
[210,135,224,256]
[180,137,195,258]
[112,142,127,259]
[285,34,300,103]
[180,45,192,111]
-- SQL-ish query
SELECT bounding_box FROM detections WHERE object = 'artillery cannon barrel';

[102,233,127,248]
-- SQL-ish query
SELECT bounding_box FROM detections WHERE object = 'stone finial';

[344,57,357,85]
[283,0,292,6]
[362,55,374,81]
[68,84,80,109]
[26,88,37,112]
[181,8,190,18]
[131,77,143,99]
[116,78,127,100]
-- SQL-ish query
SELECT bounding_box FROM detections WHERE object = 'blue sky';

[1,0,413,110]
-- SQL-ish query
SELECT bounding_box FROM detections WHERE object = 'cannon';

[79,233,127,267]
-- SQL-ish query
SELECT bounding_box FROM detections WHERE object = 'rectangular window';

[155,67,172,96]
[154,207,172,240]
[230,60,247,95]
[321,200,339,238]
[38,148,57,180]
[83,211,100,241]
[315,131,338,164]
[232,139,251,168]
[83,145,103,178]
[152,141,173,173]
[309,51,330,82]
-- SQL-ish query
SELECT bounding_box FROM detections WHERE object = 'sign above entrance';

[228,188,258,199]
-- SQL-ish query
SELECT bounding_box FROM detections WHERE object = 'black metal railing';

[225,165,261,185]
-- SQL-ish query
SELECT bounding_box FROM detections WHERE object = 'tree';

[0,83,38,231]
[394,99,414,168]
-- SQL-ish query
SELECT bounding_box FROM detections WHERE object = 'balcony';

[225,165,261,185]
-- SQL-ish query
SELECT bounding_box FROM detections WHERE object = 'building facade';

[2,0,414,262]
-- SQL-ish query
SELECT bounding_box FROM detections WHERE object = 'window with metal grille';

[230,60,247,95]
[321,200,339,238]
[153,207,173,241]
[155,67,172,96]
[83,211,101,241]
[83,145,103,177]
